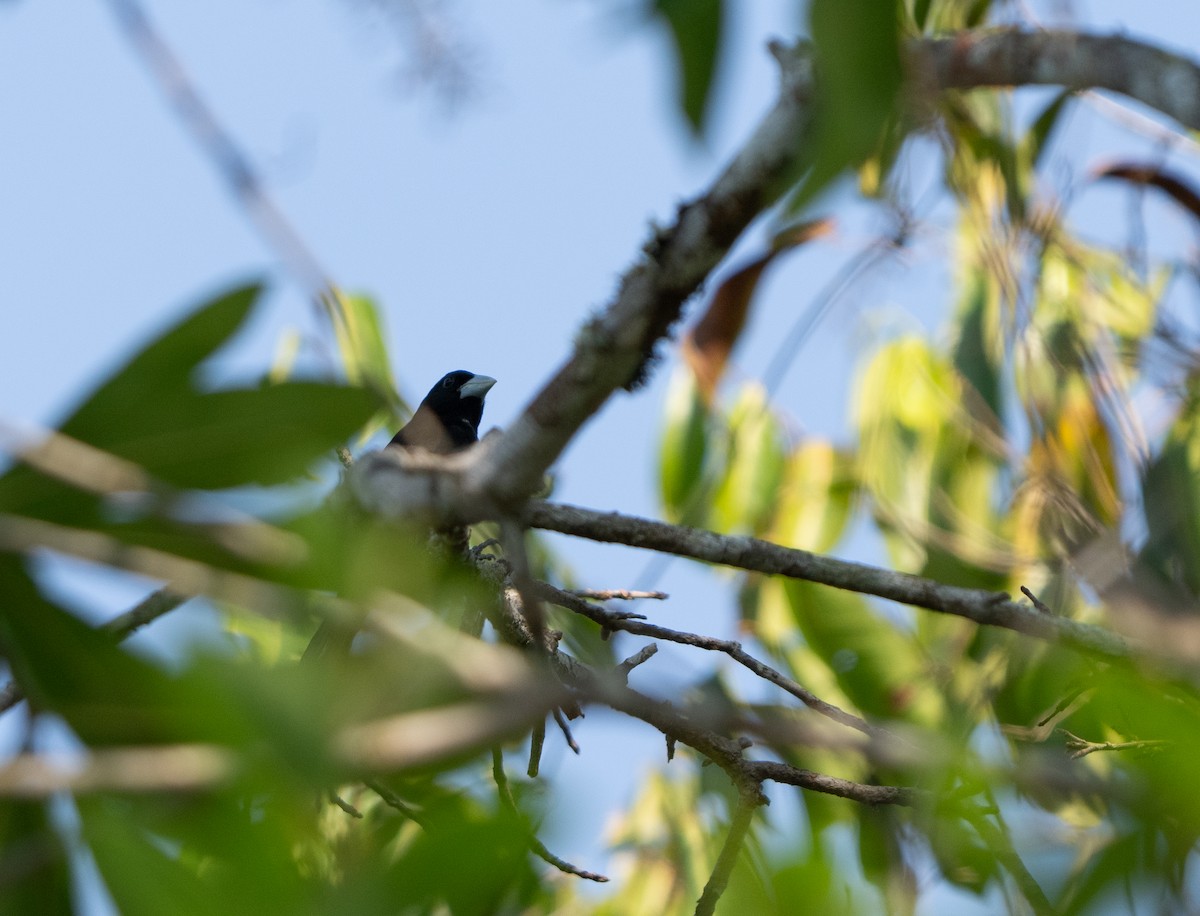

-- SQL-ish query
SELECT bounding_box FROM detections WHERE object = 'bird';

[302,370,496,664]
[387,369,497,455]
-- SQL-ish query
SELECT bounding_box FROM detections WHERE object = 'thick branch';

[917,30,1200,130]
[462,30,1200,507]
[465,43,819,504]
[526,501,1133,660]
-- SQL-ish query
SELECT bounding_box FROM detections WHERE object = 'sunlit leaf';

[769,440,858,554]
[332,291,407,431]
[659,366,711,523]
[710,383,787,536]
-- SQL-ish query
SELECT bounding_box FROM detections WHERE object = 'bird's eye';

[443,377,456,389]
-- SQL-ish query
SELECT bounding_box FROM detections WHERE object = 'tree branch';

[489,587,923,809]
[526,501,1134,660]
[456,30,1200,509]
[491,748,609,883]
[916,30,1200,131]
[532,580,883,739]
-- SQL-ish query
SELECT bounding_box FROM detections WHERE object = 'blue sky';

[4,1,1200,911]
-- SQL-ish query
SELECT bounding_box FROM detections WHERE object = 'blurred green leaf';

[81,797,224,916]
[375,794,538,915]
[89,382,379,489]
[0,282,380,509]
[659,366,711,523]
[653,0,726,135]
[710,383,787,535]
[770,440,857,554]
[1023,89,1074,171]
[782,579,943,725]
[801,0,903,205]
[0,801,71,915]
[952,265,1003,426]
[332,291,407,431]
[0,556,252,747]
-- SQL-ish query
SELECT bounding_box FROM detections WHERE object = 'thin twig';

[694,791,761,916]
[974,813,1054,916]
[104,0,341,327]
[499,521,548,649]
[363,777,427,826]
[492,594,924,809]
[534,581,882,739]
[552,709,580,755]
[1060,730,1170,759]
[570,589,668,601]
[615,645,659,681]
[328,791,363,819]
[1021,586,1053,614]
[527,718,546,777]
[491,748,608,882]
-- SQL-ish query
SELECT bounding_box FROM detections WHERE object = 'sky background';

[4,1,1200,912]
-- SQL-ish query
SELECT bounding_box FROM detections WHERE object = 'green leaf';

[801,0,903,205]
[1023,89,1074,171]
[659,366,711,523]
[332,291,407,429]
[952,266,1003,425]
[0,801,71,914]
[374,795,538,914]
[770,440,858,554]
[91,382,379,489]
[1140,400,1200,599]
[80,798,225,916]
[710,383,786,536]
[782,579,943,725]
[0,556,252,747]
[653,0,726,135]
[0,281,381,503]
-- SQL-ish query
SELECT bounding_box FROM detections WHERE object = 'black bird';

[387,369,496,454]
[302,370,496,664]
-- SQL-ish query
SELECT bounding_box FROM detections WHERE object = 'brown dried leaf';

[682,218,834,402]
[1094,161,1200,223]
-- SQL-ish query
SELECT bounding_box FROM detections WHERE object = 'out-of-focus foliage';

[0,282,552,914]
[651,0,727,135]
[7,1,1200,914]
[651,2,1200,913]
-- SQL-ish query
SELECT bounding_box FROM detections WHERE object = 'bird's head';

[415,370,497,448]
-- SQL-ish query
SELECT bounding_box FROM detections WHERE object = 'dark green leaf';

[653,0,725,135]
[1024,89,1074,171]
[659,367,711,523]
[0,556,250,746]
[89,382,379,489]
[801,0,903,205]
[952,267,1003,424]
[80,798,225,916]
[0,801,71,914]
